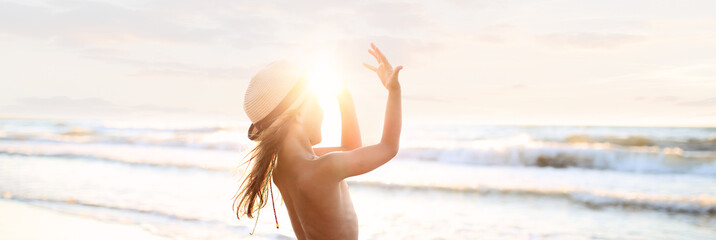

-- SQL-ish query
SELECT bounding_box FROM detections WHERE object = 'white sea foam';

[2,129,716,240]
[398,134,716,175]
[349,160,716,215]
[0,140,245,171]
[2,119,715,177]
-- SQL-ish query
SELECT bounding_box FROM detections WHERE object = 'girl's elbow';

[351,140,363,150]
[343,142,362,151]
[377,141,399,159]
[385,145,399,159]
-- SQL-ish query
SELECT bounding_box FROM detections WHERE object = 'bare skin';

[271,43,403,240]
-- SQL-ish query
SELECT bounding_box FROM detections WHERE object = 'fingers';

[367,43,398,78]
[371,43,390,67]
[368,49,380,63]
[362,62,378,72]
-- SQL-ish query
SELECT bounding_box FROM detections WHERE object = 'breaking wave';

[398,137,716,175]
[347,180,716,216]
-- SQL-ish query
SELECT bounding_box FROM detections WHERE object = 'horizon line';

[1,115,714,128]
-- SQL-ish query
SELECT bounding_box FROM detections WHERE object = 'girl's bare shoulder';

[309,151,348,182]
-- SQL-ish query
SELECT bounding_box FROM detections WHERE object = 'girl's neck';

[278,123,316,163]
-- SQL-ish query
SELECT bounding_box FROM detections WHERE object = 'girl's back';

[273,152,358,239]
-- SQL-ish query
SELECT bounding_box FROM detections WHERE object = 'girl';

[234,43,403,240]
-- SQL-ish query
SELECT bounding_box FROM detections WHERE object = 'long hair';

[232,98,308,220]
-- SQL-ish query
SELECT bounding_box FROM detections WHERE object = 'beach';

[0,199,169,240]
[1,118,715,239]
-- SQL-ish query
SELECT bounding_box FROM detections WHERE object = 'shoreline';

[0,199,170,240]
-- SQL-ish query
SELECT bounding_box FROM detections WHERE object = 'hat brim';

[248,123,261,141]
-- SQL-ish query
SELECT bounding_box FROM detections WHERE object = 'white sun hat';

[243,60,311,140]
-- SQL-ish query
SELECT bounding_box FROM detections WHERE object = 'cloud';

[0,0,439,48]
[99,54,256,81]
[328,36,446,68]
[700,112,716,117]
[127,68,240,81]
[1,96,221,119]
[0,1,226,46]
[678,97,716,106]
[444,0,487,8]
[509,84,529,89]
[596,63,716,88]
[634,95,681,102]
[538,32,647,49]
[359,1,433,33]
[472,24,517,44]
[72,47,258,81]
[0,0,438,82]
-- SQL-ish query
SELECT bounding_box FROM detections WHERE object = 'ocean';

[1,118,714,239]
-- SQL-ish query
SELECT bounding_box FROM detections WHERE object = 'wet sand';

[0,199,169,240]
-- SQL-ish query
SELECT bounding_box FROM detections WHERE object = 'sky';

[1,0,716,128]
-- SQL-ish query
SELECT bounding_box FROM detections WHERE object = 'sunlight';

[307,59,343,147]
[307,61,343,97]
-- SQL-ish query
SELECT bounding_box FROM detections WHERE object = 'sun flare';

[307,61,343,147]
[307,62,343,97]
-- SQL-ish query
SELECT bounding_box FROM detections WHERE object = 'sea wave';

[0,141,243,171]
[564,134,716,151]
[2,119,715,153]
[6,132,714,152]
[0,151,226,171]
[5,179,713,220]
[0,119,248,151]
[0,132,246,151]
[347,180,716,216]
[398,140,716,175]
[2,137,716,175]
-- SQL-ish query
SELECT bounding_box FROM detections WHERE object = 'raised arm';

[322,43,403,180]
[313,89,363,156]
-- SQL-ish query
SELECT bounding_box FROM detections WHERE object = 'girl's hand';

[362,43,403,92]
